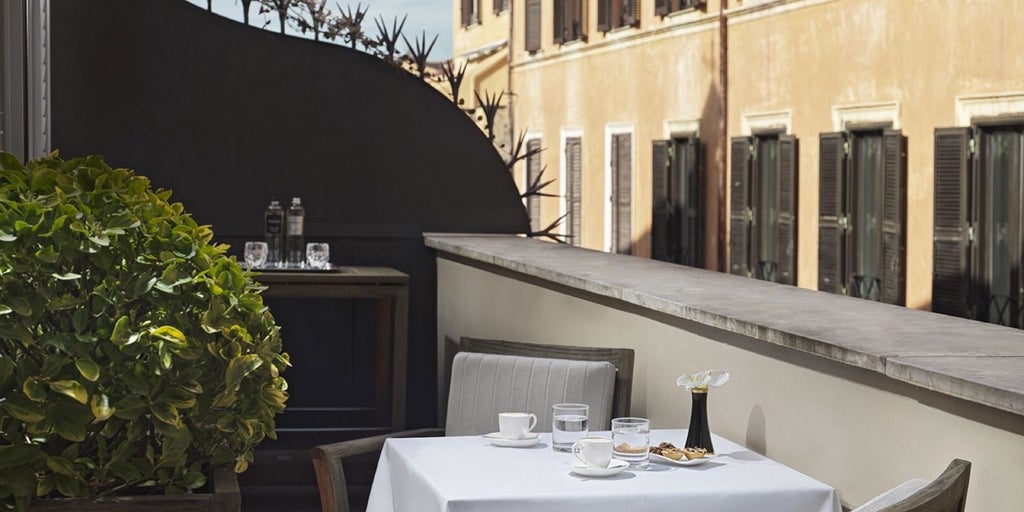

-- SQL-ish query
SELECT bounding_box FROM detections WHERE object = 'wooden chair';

[852,459,971,512]
[310,338,635,512]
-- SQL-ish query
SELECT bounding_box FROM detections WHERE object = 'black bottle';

[264,199,284,267]
[285,197,305,267]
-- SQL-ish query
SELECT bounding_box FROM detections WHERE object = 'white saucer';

[482,432,541,448]
[649,453,711,466]
[568,459,629,477]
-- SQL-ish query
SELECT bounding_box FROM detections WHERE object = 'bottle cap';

[292,197,301,205]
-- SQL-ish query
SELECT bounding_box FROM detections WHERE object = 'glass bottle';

[264,199,284,267]
[285,197,305,267]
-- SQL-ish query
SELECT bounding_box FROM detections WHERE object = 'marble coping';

[424,233,1024,417]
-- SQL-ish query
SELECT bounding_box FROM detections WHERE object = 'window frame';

[554,0,588,44]
[597,0,639,32]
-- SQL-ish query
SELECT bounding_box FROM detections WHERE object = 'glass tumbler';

[244,241,268,269]
[306,242,330,269]
[612,417,650,468]
[551,403,589,452]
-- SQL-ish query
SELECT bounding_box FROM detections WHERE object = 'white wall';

[437,257,1024,511]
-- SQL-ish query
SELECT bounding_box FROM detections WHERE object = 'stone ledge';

[424,233,1024,416]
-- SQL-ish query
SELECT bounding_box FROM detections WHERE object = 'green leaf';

[0,394,45,423]
[0,230,16,242]
[8,297,32,316]
[22,378,47,401]
[110,315,132,345]
[48,380,88,404]
[0,324,35,344]
[46,400,91,442]
[51,272,82,281]
[225,354,263,392]
[0,444,45,470]
[112,395,146,420]
[150,401,180,428]
[90,394,115,421]
[45,456,75,477]
[0,305,11,316]
[150,325,186,346]
[75,357,101,382]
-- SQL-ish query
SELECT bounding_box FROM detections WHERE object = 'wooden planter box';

[29,465,240,512]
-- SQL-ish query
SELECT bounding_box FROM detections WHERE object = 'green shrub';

[0,152,289,510]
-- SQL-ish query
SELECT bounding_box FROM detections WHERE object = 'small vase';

[684,388,714,453]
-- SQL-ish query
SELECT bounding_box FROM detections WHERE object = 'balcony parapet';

[425,233,1024,417]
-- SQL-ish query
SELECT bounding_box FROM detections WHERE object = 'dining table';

[365,428,841,512]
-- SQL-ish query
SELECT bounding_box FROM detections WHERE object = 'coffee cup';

[572,437,613,468]
[498,412,537,440]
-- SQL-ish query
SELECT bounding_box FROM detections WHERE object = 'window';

[729,134,797,284]
[554,0,587,44]
[654,0,703,16]
[564,136,583,246]
[494,0,509,14]
[597,0,638,32]
[525,138,543,233]
[525,0,541,52]
[652,136,702,267]
[818,129,906,304]
[933,124,1024,328]
[610,132,632,254]
[461,0,480,27]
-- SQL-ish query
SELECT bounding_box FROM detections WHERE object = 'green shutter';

[818,132,846,294]
[881,129,906,305]
[612,133,633,254]
[776,135,798,286]
[681,137,701,267]
[566,137,583,246]
[651,140,672,262]
[597,0,610,31]
[526,139,543,233]
[554,0,565,44]
[932,127,971,317]
[526,0,542,52]
[729,137,752,276]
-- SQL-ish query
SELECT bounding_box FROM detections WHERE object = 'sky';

[190,0,453,59]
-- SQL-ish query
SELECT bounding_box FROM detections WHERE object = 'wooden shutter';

[681,137,701,267]
[881,129,907,305]
[651,140,672,262]
[566,137,583,246]
[729,137,751,276]
[461,0,473,26]
[554,0,566,44]
[597,0,610,31]
[580,0,589,39]
[525,0,542,52]
[630,0,641,26]
[655,0,670,16]
[932,127,971,317]
[776,135,798,286]
[526,139,543,233]
[818,132,846,294]
[612,133,633,254]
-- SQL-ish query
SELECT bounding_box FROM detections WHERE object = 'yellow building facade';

[455,0,1024,320]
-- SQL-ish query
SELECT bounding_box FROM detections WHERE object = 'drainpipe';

[717,0,728,273]
[506,0,515,154]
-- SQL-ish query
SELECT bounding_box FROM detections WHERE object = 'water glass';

[306,242,330,269]
[612,417,650,468]
[244,241,268,269]
[552,403,589,452]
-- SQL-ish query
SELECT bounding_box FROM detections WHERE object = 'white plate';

[568,459,630,477]
[482,432,541,448]
[649,452,711,466]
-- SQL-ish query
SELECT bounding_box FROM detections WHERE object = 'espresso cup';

[498,412,537,440]
[572,437,613,468]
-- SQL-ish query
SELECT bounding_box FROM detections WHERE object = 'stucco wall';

[437,256,1024,511]
[728,0,1024,308]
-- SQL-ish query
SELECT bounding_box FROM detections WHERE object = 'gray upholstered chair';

[311,340,634,512]
[852,459,971,512]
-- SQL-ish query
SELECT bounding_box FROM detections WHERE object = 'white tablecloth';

[366,429,840,512]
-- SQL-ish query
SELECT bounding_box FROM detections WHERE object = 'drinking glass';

[244,241,268,269]
[552,403,589,452]
[612,417,650,468]
[306,242,330,269]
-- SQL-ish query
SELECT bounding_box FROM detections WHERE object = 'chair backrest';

[854,459,971,512]
[445,352,616,436]
[458,337,635,419]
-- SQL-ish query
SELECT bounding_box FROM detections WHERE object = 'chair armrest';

[310,428,443,512]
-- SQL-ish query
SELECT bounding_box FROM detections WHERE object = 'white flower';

[676,370,730,391]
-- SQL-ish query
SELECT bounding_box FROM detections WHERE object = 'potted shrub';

[0,152,289,511]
